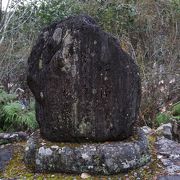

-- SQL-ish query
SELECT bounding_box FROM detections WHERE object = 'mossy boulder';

[27,15,141,142]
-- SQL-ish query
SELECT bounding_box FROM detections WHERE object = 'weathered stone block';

[24,129,151,175]
[27,15,141,142]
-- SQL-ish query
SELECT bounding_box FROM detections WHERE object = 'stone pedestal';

[24,128,151,175]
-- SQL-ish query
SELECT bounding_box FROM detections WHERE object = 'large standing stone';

[27,15,141,142]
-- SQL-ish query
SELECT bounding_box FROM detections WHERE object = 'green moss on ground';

[0,134,165,179]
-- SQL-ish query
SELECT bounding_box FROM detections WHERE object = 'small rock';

[0,145,5,149]
[51,145,59,149]
[81,173,91,179]
[157,155,163,159]
[142,126,152,134]
[172,119,180,142]
[134,172,137,177]
[161,159,172,166]
[156,123,172,140]
[0,131,28,144]
[81,153,89,160]
[163,125,172,140]
[157,163,162,168]
[156,123,171,132]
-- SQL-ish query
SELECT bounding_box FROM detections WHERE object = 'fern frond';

[1,101,38,131]
[0,89,16,104]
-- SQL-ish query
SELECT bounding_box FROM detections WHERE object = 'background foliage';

[0,0,179,131]
[0,88,37,132]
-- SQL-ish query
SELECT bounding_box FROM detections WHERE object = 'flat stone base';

[24,128,151,175]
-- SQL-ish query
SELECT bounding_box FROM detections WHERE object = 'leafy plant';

[0,89,16,104]
[1,101,38,132]
[172,102,180,116]
[0,88,38,132]
[0,89,16,124]
[155,113,171,126]
[155,102,180,126]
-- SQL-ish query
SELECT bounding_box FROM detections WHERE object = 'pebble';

[81,173,91,179]
[157,155,163,159]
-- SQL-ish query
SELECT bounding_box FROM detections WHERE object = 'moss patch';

[1,134,166,179]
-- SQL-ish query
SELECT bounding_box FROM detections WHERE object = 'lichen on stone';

[39,59,43,69]
[38,146,53,156]
[53,28,62,44]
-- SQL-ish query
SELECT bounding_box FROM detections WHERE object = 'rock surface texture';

[24,129,150,175]
[172,119,180,142]
[27,15,141,142]
[155,137,180,174]
[0,145,13,171]
[157,175,180,180]
[155,123,173,140]
[0,132,28,145]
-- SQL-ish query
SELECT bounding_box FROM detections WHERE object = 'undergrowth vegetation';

[155,102,180,126]
[0,0,179,128]
[0,89,38,132]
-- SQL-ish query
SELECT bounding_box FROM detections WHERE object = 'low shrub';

[155,102,180,126]
[172,102,180,116]
[0,89,38,132]
[155,113,171,126]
